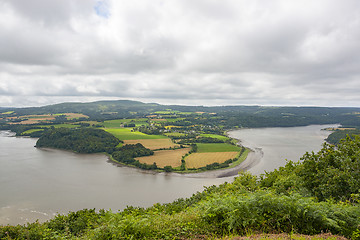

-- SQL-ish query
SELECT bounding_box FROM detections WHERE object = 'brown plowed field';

[185,152,239,168]
[136,148,191,168]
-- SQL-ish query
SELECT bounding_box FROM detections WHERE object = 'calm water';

[0,131,230,225]
[228,124,337,175]
[0,125,335,225]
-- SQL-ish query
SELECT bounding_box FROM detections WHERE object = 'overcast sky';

[1,0,360,108]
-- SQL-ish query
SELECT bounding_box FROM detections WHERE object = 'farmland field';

[19,114,55,119]
[123,139,178,150]
[197,143,241,152]
[60,113,89,120]
[199,134,229,141]
[166,118,185,122]
[1,111,14,114]
[21,129,44,135]
[185,152,239,168]
[104,128,167,140]
[136,148,191,168]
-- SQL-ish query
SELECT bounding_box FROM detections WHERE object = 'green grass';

[178,112,193,115]
[165,118,185,122]
[229,148,249,167]
[1,111,14,114]
[21,129,44,135]
[103,119,148,128]
[200,134,229,141]
[104,128,168,140]
[197,143,241,153]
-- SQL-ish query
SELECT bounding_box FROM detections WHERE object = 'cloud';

[0,0,360,107]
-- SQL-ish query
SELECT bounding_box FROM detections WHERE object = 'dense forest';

[326,129,360,145]
[35,128,120,153]
[1,136,360,239]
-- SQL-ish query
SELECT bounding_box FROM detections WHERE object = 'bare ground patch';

[186,152,239,168]
[63,113,89,119]
[136,148,191,168]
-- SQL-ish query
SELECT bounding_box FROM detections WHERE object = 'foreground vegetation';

[1,136,360,239]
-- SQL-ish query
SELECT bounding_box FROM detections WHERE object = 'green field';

[21,129,45,135]
[103,119,148,128]
[196,143,241,153]
[165,118,185,122]
[104,128,167,140]
[200,134,229,141]
[177,112,193,115]
[1,111,14,115]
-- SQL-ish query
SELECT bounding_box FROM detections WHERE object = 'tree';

[298,135,360,201]
[164,166,173,172]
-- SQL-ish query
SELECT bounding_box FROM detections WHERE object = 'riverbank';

[107,133,263,179]
[107,152,257,178]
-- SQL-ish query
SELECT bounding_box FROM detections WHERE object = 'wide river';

[0,124,335,225]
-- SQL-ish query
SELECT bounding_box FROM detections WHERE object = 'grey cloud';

[1,0,360,107]
[5,0,94,26]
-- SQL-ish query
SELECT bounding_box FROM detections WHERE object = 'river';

[0,125,335,225]
[228,124,337,175]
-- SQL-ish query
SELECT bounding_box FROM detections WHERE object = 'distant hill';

[3,100,161,120]
[1,100,360,128]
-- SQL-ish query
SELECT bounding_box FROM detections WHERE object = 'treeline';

[326,129,360,145]
[2,136,360,239]
[36,128,120,153]
[177,136,224,145]
[35,127,159,170]
[193,158,236,171]
[111,143,156,170]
